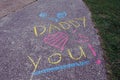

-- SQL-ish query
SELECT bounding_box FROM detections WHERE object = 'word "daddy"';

[33,16,86,37]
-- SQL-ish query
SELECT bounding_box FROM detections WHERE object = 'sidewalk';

[0,0,36,18]
[0,0,107,80]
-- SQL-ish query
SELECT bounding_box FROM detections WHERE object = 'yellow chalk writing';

[33,16,87,36]
[67,46,86,60]
[83,16,86,27]
[49,24,61,33]
[68,20,80,28]
[59,22,71,30]
[39,26,47,35]
[28,56,41,80]
[75,16,86,27]
[48,53,62,64]
[33,26,38,37]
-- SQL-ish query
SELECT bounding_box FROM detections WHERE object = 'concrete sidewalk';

[0,0,107,80]
[0,0,36,18]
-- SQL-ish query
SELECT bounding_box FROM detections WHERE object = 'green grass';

[83,0,120,80]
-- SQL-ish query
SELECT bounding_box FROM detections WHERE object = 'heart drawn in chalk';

[43,32,69,51]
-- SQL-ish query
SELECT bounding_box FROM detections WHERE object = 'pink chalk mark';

[76,34,89,43]
[49,33,64,44]
[44,32,69,51]
[96,59,101,65]
[78,34,88,38]
[76,40,89,43]
[52,35,66,50]
[88,44,96,56]
[57,37,68,50]
[72,29,77,33]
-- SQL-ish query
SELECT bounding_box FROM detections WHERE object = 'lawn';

[83,0,120,80]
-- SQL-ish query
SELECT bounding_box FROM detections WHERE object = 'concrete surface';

[0,0,107,80]
[0,0,36,18]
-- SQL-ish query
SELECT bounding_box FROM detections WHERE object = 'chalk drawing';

[44,32,69,51]
[33,60,89,75]
[75,16,86,27]
[49,24,61,33]
[33,26,47,37]
[75,34,89,43]
[83,16,86,27]
[33,26,38,37]
[67,46,86,60]
[33,17,86,36]
[28,56,41,80]
[96,59,101,65]
[48,18,59,22]
[48,53,62,64]
[72,29,77,33]
[56,11,67,19]
[88,44,96,56]
[59,22,71,30]
[39,11,67,22]
[39,12,48,18]
[69,20,80,28]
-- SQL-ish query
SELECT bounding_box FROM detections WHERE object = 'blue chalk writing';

[39,12,48,18]
[33,60,89,75]
[39,11,67,22]
[56,11,67,19]
[48,18,59,22]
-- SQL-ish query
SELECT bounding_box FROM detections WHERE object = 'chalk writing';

[44,32,69,51]
[76,34,89,43]
[33,60,89,75]
[67,46,86,60]
[68,20,80,28]
[49,24,61,33]
[56,11,67,19]
[59,22,71,30]
[48,18,59,22]
[33,26,47,36]
[48,53,62,64]
[27,45,89,77]
[39,12,48,18]
[96,59,101,65]
[28,56,41,80]
[27,45,87,66]
[33,26,38,37]
[33,16,86,36]
[75,16,86,27]
[88,44,96,57]
[39,11,67,22]
[72,29,77,33]
[58,16,85,29]
[29,13,100,79]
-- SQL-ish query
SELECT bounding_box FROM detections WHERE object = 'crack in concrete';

[0,0,38,19]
